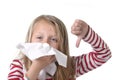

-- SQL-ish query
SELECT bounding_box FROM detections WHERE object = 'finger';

[71,30,82,35]
[76,36,82,48]
[72,26,81,31]
[50,55,56,62]
[71,20,80,29]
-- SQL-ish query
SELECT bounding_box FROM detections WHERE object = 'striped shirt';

[8,27,111,80]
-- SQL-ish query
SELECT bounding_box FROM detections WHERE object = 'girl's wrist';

[83,25,90,39]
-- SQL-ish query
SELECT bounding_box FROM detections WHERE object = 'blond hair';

[20,15,75,80]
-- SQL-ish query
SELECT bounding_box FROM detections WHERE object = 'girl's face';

[31,20,59,49]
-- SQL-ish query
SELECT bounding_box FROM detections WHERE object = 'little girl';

[8,15,111,80]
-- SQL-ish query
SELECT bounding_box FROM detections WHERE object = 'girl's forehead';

[34,20,56,28]
[32,20,57,34]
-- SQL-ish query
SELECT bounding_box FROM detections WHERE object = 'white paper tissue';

[17,43,67,80]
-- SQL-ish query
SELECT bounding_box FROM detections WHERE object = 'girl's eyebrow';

[34,32,57,37]
[33,32,42,35]
[51,34,58,37]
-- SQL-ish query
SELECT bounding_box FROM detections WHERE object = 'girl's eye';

[51,38,58,42]
[37,36,43,39]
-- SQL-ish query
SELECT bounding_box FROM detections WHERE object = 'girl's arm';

[8,59,25,80]
[71,19,111,77]
[74,26,111,77]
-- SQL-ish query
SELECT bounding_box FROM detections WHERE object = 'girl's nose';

[42,38,49,44]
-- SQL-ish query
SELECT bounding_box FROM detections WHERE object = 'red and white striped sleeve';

[74,26,112,77]
[8,59,24,80]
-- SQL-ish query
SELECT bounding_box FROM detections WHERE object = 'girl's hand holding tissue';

[17,42,67,80]
[27,55,55,80]
[33,55,55,69]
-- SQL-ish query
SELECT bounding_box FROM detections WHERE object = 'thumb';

[76,36,82,48]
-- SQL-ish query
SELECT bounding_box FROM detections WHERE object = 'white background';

[0,0,120,80]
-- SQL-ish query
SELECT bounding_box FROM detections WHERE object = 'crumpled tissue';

[16,43,67,80]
